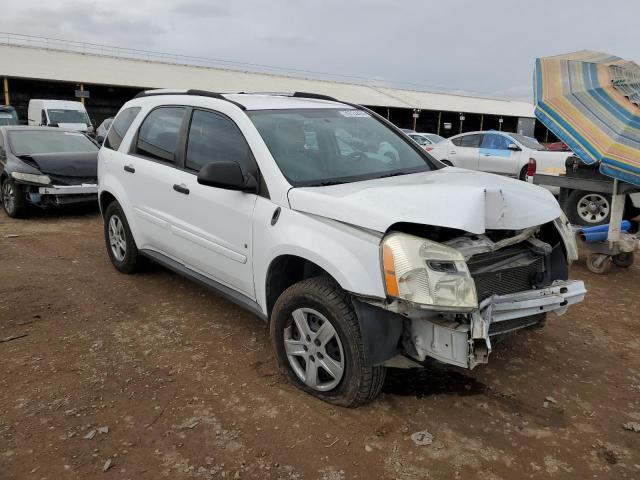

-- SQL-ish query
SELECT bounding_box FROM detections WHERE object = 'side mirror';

[197,161,257,192]
[508,143,521,151]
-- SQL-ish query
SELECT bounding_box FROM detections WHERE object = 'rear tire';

[565,190,611,226]
[103,201,144,274]
[270,276,386,407]
[518,165,529,181]
[1,178,29,218]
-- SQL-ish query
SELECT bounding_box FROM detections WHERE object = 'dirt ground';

[0,207,638,480]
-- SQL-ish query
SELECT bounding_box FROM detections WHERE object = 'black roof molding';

[134,89,247,110]
[291,91,339,102]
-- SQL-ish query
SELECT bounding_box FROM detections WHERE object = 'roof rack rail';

[292,91,339,102]
[133,89,246,110]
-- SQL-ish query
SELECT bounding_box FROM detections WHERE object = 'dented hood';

[287,168,562,234]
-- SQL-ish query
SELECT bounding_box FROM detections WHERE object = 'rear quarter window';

[104,107,141,151]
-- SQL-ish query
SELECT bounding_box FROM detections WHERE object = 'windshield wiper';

[312,180,346,187]
[376,171,409,179]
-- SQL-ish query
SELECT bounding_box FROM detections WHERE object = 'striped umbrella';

[534,51,640,186]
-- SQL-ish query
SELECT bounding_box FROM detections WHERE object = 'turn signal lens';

[383,244,400,297]
[527,158,537,177]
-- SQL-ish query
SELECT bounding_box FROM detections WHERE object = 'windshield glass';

[249,108,434,186]
[0,109,18,126]
[9,130,98,156]
[408,134,430,146]
[422,133,445,143]
[47,109,89,125]
[511,133,546,151]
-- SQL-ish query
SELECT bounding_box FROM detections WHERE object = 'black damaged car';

[0,126,99,218]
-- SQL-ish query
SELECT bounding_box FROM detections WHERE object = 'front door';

[164,108,258,298]
[479,133,520,175]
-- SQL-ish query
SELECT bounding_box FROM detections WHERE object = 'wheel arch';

[264,254,342,319]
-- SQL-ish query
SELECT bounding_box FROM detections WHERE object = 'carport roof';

[0,43,535,118]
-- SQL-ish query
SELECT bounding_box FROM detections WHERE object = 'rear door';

[126,106,189,256]
[161,108,258,298]
[478,133,520,175]
[449,134,482,169]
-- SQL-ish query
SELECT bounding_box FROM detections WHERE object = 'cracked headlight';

[11,172,51,185]
[382,232,478,311]
[553,212,578,263]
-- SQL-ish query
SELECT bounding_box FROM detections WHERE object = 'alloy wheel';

[2,181,15,215]
[108,215,127,262]
[283,308,345,392]
[577,193,610,224]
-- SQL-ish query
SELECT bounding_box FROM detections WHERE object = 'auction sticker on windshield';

[338,110,371,118]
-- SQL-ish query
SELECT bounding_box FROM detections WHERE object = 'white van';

[28,99,93,134]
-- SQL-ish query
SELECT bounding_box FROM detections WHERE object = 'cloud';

[261,33,316,47]
[0,0,637,100]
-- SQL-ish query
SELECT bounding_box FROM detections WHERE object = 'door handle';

[173,184,190,195]
[124,165,135,173]
[482,153,491,156]
[450,151,457,155]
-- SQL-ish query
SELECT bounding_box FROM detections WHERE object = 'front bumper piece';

[38,184,98,195]
[408,280,586,369]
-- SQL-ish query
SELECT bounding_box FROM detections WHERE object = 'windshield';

[249,108,435,186]
[0,109,18,126]
[408,134,430,146]
[511,133,546,151]
[422,133,445,143]
[9,130,98,156]
[47,109,90,125]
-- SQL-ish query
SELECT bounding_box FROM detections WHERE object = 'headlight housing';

[553,212,578,263]
[382,232,478,310]
[11,172,51,185]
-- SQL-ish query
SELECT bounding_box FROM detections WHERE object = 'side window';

[135,107,186,163]
[460,134,482,148]
[41,110,47,125]
[481,134,510,150]
[104,107,141,151]
[185,110,253,172]
[451,136,463,147]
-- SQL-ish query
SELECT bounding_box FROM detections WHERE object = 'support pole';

[479,114,484,131]
[79,83,85,106]
[2,77,9,106]
[608,178,625,246]
[387,108,390,120]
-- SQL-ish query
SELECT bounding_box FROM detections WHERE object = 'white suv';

[98,90,586,406]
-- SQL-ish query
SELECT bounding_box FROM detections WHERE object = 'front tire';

[103,201,144,274]
[271,276,386,407]
[2,178,29,218]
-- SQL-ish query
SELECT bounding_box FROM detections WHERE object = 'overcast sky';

[0,0,638,101]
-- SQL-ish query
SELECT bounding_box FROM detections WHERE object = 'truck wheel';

[270,276,386,407]
[565,190,611,226]
[613,252,634,268]
[103,201,144,274]
[1,178,29,218]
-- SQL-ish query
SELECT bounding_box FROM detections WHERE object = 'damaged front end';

[355,218,586,370]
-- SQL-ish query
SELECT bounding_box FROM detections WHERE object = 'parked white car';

[98,90,585,406]
[429,131,572,180]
